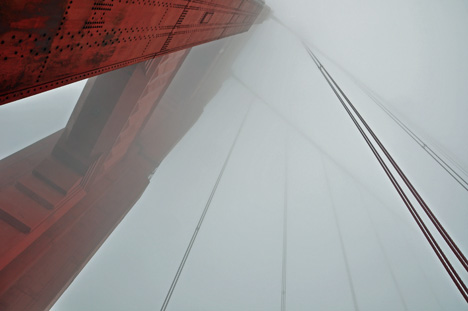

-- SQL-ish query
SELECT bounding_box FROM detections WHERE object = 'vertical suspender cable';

[160,103,252,311]
[308,47,468,274]
[356,187,409,311]
[281,128,289,311]
[362,84,468,191]
[322,155,360,311]
[233,74,411,226]
[271,14,468,190]
[304,45,468,303]
[322,62,468,191]
[267,16,468,269]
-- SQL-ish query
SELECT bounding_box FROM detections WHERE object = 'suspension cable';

[317,58,468,191]
[356,186,409,311]
[270,14,468,191]
[281,129,289,311]
[304,44,468,303]
[308,47,468,274]
[322,155,360,311]
[160,103,252,311]
[232,75,412,227]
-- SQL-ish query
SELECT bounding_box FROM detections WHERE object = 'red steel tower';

[0,0,265,309]
[0,0,264,105]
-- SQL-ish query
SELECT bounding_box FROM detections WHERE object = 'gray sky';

[0,80,86,160]
[2,0,468,310]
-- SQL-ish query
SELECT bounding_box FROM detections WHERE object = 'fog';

[1,0,467,310]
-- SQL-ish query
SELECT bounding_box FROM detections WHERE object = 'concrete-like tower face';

[0,0,264,105]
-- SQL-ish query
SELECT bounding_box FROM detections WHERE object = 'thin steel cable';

[270,14,468,190]
[307,44,468,297]
[312,48,468,274]
[356,186,409,311]
[232,75,411,227]
[281,129,289,311]
[314,55,468,190]
[160,103,252,311]
[360,84,468,191]
[304,44,468,302]
[321,155,360,311]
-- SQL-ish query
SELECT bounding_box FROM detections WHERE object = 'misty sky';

[1,0,467,310]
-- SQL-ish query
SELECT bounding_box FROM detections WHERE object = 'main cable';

[304,44,468,302]
[308,47,468,274]
[363,83,468,191]
[160,103,252,311]
[316,57,468,191]
[270,14,468,191]
[232,74,412,228]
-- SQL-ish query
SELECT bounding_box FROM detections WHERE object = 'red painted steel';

[0,1,263,308]
[0,50,189,274]
[0,52,189,311]
[0,0,263,105]
[0,33,250,308]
